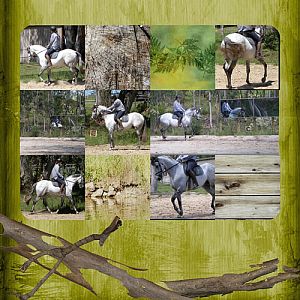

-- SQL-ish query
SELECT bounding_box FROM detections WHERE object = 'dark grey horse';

[151,156,215,217]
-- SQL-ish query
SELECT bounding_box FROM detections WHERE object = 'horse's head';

[91,105,107,121]
[27,46,34,62]
[151,157,165,181]
[190,107,201,120]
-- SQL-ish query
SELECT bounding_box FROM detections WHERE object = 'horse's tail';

[141,116,147,142]
[154,115,161,134]
[24,183,37,205]
[76,52,85,75]
[222,36,244,61]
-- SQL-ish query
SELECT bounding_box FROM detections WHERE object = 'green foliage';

[151,35,214,74]
[263,27,279,51]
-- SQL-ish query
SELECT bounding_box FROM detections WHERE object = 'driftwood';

[0,213,298,299]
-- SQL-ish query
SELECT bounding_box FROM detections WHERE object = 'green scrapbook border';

[1,0,299,299]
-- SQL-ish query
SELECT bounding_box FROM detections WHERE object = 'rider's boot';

[189,172,199,188]
[46,54,52,67]
[178,118,183,127]
[117,119,124,130]
[60,184,65,196]
[255,41,262,58]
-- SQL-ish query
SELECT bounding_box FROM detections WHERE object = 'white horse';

[27,45,84,84]
[157,107,201,140]
[151,156,215,217]
[91,105,146,150]
[25,174,83,214]
[220,26,267,89]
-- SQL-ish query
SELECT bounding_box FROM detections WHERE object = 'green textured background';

[0,0,299,299]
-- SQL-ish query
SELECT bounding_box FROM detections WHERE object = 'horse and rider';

[221,100,245,119]
[220,25,268,89]
[27,26,84,84]
[157,95,201,140]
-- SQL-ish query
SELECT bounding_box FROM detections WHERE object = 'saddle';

[120,115,129,122]
[50,51,60,59]
[172,114,179,120]
[51,181,60,187]
[183,164,203,177]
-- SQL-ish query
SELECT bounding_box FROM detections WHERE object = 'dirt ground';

[216,64,279,89]
[20,80,85,90]
[21,137,85,155]
[151,192,214,219]
[22,211,85,220]
[151,135,279,155]
[85,145,150,155]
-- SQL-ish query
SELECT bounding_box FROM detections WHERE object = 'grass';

[21,193,85,212]
[215,26,279,66]
[20,63,84,83]
[85,155,150,190]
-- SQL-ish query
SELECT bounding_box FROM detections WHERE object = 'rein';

[155,161,179,176]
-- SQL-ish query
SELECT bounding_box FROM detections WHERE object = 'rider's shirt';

[50,163,64,180]
[107,99,126,112]
[47,33,61,51]
[173,100,185,113]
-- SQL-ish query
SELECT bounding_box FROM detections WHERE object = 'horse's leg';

[42,197,52,214]
[38,66,48,82]
[68,196,79,214]
[136,127,142,149]
[31,196,39,213]
[246,60,251,84]
[160,128,166,140]
[223,59,237,89]
[171,192,181,216]
[70,66,79,85]
[184,129,187,141]
[109,131,115,150]
[203,181,215,214]
[189,126,194,139]
[257,56,267,83]
[176,193,184,217]
[47,69,52,85]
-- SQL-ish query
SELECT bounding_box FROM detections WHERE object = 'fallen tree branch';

[0,214,299,299]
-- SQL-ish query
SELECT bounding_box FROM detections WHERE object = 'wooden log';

[216,174,280,195]
[216,155,280,174]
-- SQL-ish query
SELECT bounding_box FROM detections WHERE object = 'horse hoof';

[246,80,250,84]
[177,215,184,218]
[261,77,266,83]
[226,85,233,89]
[189,135,193,139]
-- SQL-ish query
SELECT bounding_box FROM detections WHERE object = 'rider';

[45,26,61,67]
[221,100,232,118]
[107,95,126,129]
[173,95,185,127]
[177,155,199,188]
[50,159,65,194]
[237,25,262,58]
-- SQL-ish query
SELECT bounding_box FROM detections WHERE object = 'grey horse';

[151,156,215,217]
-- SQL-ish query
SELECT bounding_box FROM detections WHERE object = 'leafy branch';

[151,35,215,74]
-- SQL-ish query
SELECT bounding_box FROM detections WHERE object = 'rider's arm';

[47,33,55,49]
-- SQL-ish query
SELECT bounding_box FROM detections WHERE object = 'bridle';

[153,159,179,178]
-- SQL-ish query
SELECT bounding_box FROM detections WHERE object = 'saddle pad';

[51,181,60,187]
[193,165,203,176]
[50,51,59,59]
[120,115,129,122]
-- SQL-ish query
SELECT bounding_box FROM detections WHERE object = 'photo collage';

[20,25,280,220]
